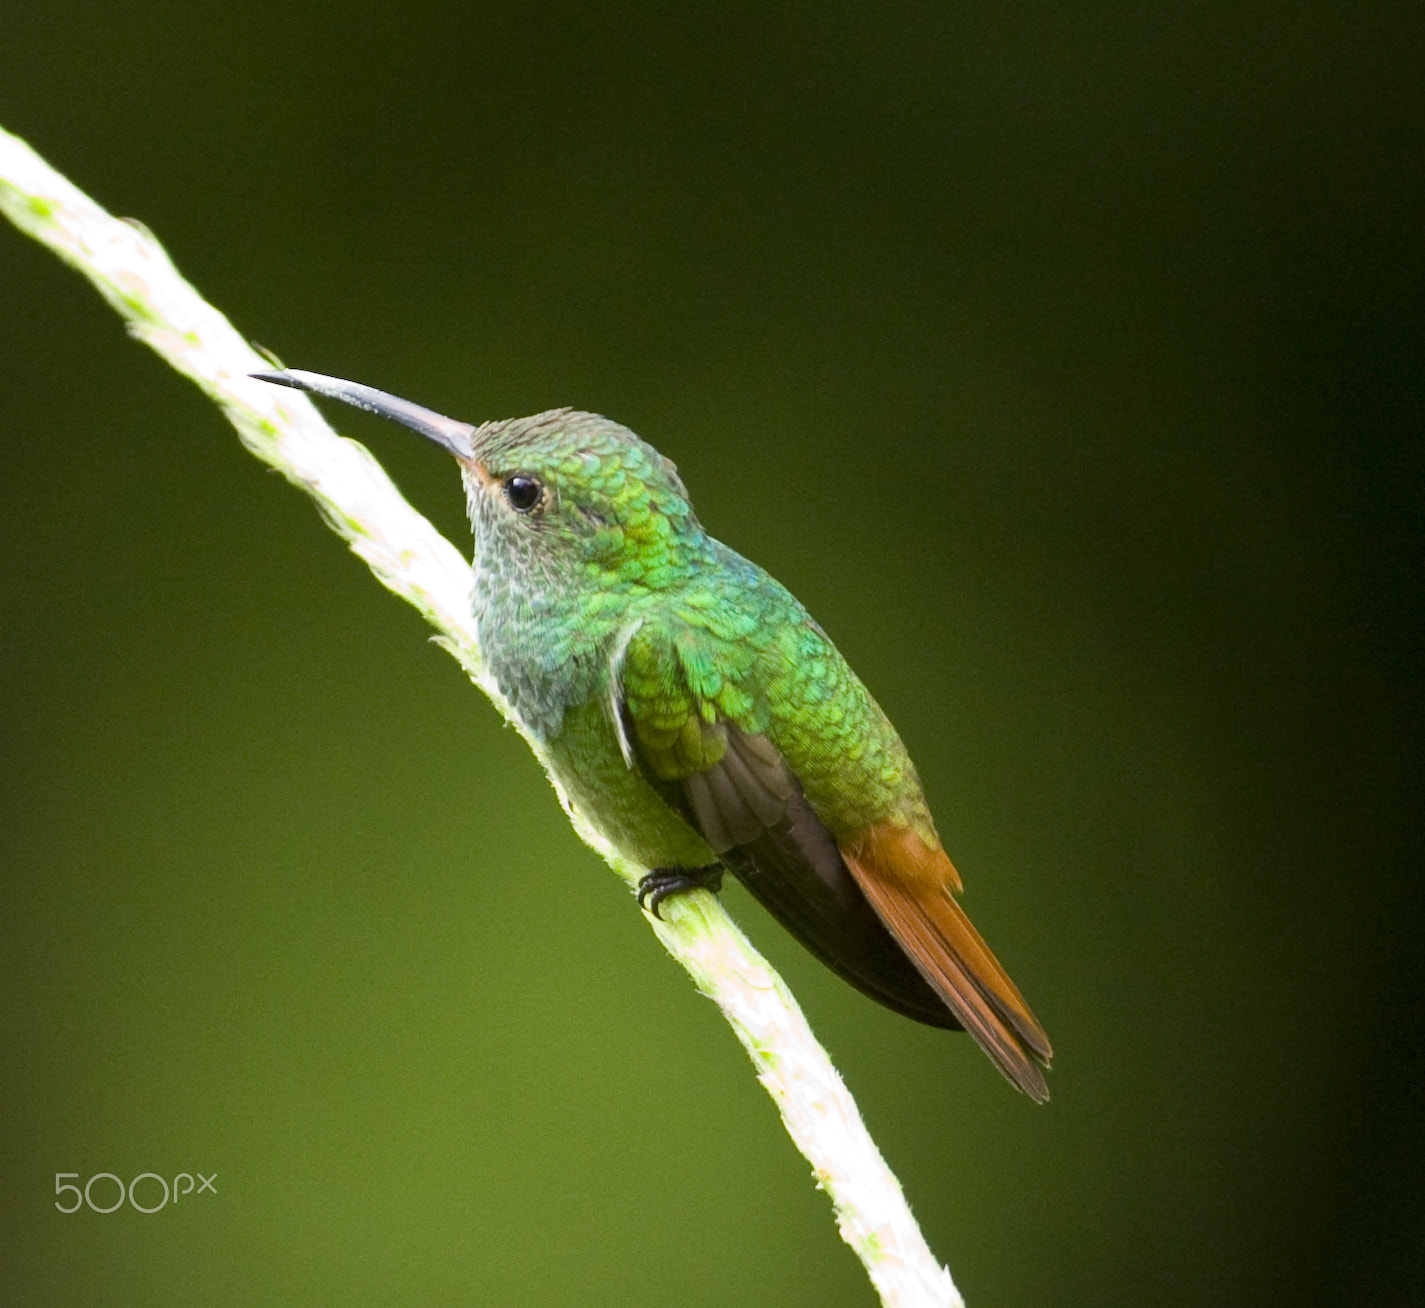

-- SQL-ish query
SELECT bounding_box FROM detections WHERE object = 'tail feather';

[842,826,1052,1101]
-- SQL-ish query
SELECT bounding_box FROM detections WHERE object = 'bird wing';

[616,610,968,1030]
[618,603,1053,1098]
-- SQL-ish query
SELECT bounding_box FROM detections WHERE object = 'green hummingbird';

[254,369,1053,1100]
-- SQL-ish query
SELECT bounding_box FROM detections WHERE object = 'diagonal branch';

[0,121,962,1308]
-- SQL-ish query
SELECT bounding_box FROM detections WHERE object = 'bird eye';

[502,474,543,513]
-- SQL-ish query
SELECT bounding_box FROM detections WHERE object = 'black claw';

[637,864,724,919]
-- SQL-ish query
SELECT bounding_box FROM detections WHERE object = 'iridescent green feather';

[459,404,936,850]
[619,558,936,846]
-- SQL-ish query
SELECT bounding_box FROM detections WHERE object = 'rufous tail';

[842,824,1052,1101]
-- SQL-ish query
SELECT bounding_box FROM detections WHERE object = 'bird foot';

[636,864,724,919]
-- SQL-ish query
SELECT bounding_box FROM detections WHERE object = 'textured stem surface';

[1,121,962,1308]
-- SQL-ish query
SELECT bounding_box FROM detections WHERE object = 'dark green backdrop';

[3,4,1420,1304]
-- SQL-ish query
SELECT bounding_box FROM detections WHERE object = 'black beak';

[252,370,477,461]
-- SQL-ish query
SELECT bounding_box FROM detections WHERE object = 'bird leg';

[636,863,725,919]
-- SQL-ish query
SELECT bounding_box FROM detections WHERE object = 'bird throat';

[470,536,628,745]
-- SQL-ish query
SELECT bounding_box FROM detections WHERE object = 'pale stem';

[0,122,963,1308]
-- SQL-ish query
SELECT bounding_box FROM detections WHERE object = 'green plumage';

[451,407,932,862]
[619,583,929,844]
[252,370,1053,1096]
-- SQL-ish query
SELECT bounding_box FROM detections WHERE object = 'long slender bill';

[253,369,477,460]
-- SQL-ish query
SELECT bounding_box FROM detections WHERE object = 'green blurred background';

[2,3,1420,1304]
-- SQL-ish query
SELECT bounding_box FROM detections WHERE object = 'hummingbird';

[253,369,1053,1100]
